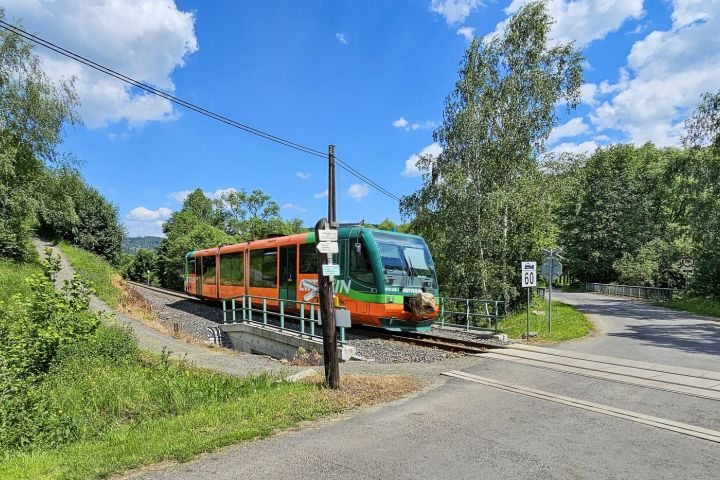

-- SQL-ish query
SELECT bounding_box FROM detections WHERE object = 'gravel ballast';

[132,285,488,364]
[133,286,224,343]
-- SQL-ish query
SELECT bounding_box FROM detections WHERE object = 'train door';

[279,245,297,304]
[195,257,202,294]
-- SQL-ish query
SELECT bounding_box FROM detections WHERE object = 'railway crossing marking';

[443,371,720,444]
[478,349,720,400]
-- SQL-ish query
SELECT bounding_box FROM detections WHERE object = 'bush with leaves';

[0,251,102,451]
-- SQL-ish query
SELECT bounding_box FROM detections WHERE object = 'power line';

[0,20,404,203]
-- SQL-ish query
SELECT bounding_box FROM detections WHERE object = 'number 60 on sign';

[521,261,537,288]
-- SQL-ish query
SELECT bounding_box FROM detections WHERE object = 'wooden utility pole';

[315,144,340,389]
[328,144,336,226]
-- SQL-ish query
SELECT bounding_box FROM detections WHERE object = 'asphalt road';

[552,291,720,370]
[128,293,720,480]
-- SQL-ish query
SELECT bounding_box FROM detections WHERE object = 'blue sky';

[4,0,719,236]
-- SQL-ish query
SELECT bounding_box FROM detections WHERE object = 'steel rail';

[126,281,199,301]
[352,326,504,354]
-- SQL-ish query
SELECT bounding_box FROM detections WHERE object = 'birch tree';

[401,1,583,306]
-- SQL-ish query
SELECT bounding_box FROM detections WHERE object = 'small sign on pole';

[316,241,339,254]
[318,229,338,242]
[521,261,537,288]
[322,264,340,276]
[521,261,536,341]
[541,248,563,333]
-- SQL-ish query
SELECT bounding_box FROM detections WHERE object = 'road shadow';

[606,322,720,356]
[558,294,717,323]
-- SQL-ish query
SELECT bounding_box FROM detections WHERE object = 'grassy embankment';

[661,297,720,318]
[0,255,418,479]
[59,241,160,326]
[501,298,593,342]
[0,258,43,299]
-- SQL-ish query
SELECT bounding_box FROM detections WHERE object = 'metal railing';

[585,283,678,301]
[222,295,347,345]
[436,297,504,332]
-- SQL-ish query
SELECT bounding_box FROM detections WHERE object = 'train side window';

[202,256,216,285]
[299,243,317,274]
[350,238,375,285]
[186,257,194,276]
[250,248,277,288]
[219,252,244,286]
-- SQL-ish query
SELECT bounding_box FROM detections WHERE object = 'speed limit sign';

[521,261,537,288]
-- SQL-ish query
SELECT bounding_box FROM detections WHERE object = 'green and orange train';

[184,227,439,332]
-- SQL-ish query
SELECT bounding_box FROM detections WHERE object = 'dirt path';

[32,239,297,377]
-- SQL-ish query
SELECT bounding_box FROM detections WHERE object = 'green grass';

[59,242,121,307]
[0,260,43,302]
[0,324,343,480]
[661,297,720,318]
[501,298,593,342]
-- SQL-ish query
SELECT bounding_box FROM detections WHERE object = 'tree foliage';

[217,188,304,240]
[401,1,583,306]
[0,13,122,263]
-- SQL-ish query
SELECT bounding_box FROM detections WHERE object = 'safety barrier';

[586,283,677,301]
[436,297,504,332]
[222,295,347,345]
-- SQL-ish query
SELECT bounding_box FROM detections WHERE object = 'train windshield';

[372,232,435,278]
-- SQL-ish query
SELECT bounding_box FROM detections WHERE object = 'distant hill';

[122,236,163,253]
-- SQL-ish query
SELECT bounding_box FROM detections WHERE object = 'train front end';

[341,228,439,332]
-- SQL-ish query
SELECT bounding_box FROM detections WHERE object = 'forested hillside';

[122,236,163,253]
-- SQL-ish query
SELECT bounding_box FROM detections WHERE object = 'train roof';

[186,227,424,257]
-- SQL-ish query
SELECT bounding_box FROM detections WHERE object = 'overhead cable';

[0,20,404,202]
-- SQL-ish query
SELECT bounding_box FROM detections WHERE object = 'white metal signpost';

[521,261,536,340]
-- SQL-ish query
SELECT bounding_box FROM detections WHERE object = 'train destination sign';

[318,229,338,242]
[317,241,339,254]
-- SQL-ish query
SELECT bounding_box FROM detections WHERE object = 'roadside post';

[521,261,537,340]
[541,248,563,333]
[315,143,340,389]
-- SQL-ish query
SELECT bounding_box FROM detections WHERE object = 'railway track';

[126,281,199,301]
[126,282,504,354]
[353,326,503,354]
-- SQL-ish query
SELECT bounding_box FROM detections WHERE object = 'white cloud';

[393,117,409,128]
[548,117,590,144]
[314,189,329,199]
[411,120,438,131]
[205,187,236,200]
[168,190,192,203]
[347,183,369,200]
[550,140,599,155]
[430,0,484,25]
[336,32,348,44]
[402,142,443,177]
[499,0,643,47]
[671,0,715,27]
[127,206,172,220]
[282,203,307,212]
[168,187,236,203]
[3,0,198,128]
[579,83,599,106]
[393,116,437,132]
[296,171,312,180]
[588,0,720,146]
[456,26,476,41]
